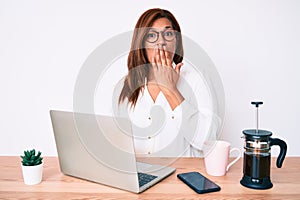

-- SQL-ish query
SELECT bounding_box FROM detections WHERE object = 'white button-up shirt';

[95,58,221,157]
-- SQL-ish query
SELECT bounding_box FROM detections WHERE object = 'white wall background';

[0,0,299,156]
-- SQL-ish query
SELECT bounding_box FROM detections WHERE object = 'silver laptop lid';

[50,110,140,193]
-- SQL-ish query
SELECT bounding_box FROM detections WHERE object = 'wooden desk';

[0,157,299,199]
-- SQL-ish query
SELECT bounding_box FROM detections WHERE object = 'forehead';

[151,18,173,29]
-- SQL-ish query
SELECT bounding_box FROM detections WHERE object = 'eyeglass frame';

[144,28,178,43]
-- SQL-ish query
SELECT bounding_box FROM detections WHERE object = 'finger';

[155,45,162,66]
[175,63,184,74]
[159,45,168,67]
[152,53,158,71]
[163,46,172,67]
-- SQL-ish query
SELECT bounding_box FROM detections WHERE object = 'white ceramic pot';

[21,163,43,185]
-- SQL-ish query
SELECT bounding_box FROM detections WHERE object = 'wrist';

[161,87,184,108]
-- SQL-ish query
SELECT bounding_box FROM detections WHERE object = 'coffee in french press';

[240,101,287,189]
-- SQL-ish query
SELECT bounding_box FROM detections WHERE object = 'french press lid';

[243,129,272,141]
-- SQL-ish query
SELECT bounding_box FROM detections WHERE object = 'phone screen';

[177,172,221,194]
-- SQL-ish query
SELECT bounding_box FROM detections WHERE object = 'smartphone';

[177,172,221,194]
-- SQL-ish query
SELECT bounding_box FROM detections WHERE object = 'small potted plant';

[20,149,43,185]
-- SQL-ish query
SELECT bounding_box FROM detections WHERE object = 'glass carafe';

[240,129,287,189]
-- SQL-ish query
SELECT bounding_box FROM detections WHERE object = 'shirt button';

[148,151,151,154]
[171,115,175,119]
[148,136,151,139]
[148,116,151,120]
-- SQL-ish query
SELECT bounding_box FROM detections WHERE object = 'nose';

[156,32,166,45]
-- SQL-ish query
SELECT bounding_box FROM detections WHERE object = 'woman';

[116,8,219,157]
[119,8,184,111]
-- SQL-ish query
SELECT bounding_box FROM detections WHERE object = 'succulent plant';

[21,149,43,166]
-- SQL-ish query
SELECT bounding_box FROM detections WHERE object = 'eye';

[163,30,176,41]
[146,32,156,38]
[164,31,174,37]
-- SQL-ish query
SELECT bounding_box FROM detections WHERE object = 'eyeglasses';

[145,29,176,43]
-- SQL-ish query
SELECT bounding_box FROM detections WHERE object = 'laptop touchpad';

[136,162,154,172]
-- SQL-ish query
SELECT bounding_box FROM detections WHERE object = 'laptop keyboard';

[138,172,158,187]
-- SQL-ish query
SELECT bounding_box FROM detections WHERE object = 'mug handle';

[226,147,242,171]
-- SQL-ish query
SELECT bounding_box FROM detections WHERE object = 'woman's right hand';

[150,44,184,110]
[151,44,183,91]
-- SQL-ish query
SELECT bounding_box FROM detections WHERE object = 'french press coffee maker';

[240,101,287,189]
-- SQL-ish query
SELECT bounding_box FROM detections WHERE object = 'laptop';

[49,110,176,193]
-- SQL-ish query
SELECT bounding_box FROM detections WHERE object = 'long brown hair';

[118,8,184,108]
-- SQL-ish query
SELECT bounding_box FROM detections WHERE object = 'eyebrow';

[149,26,173,31]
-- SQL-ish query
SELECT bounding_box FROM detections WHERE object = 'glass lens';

[163,30,175,41]
[145,31,158,43]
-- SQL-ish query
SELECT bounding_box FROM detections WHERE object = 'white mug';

[204,140,241,176]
